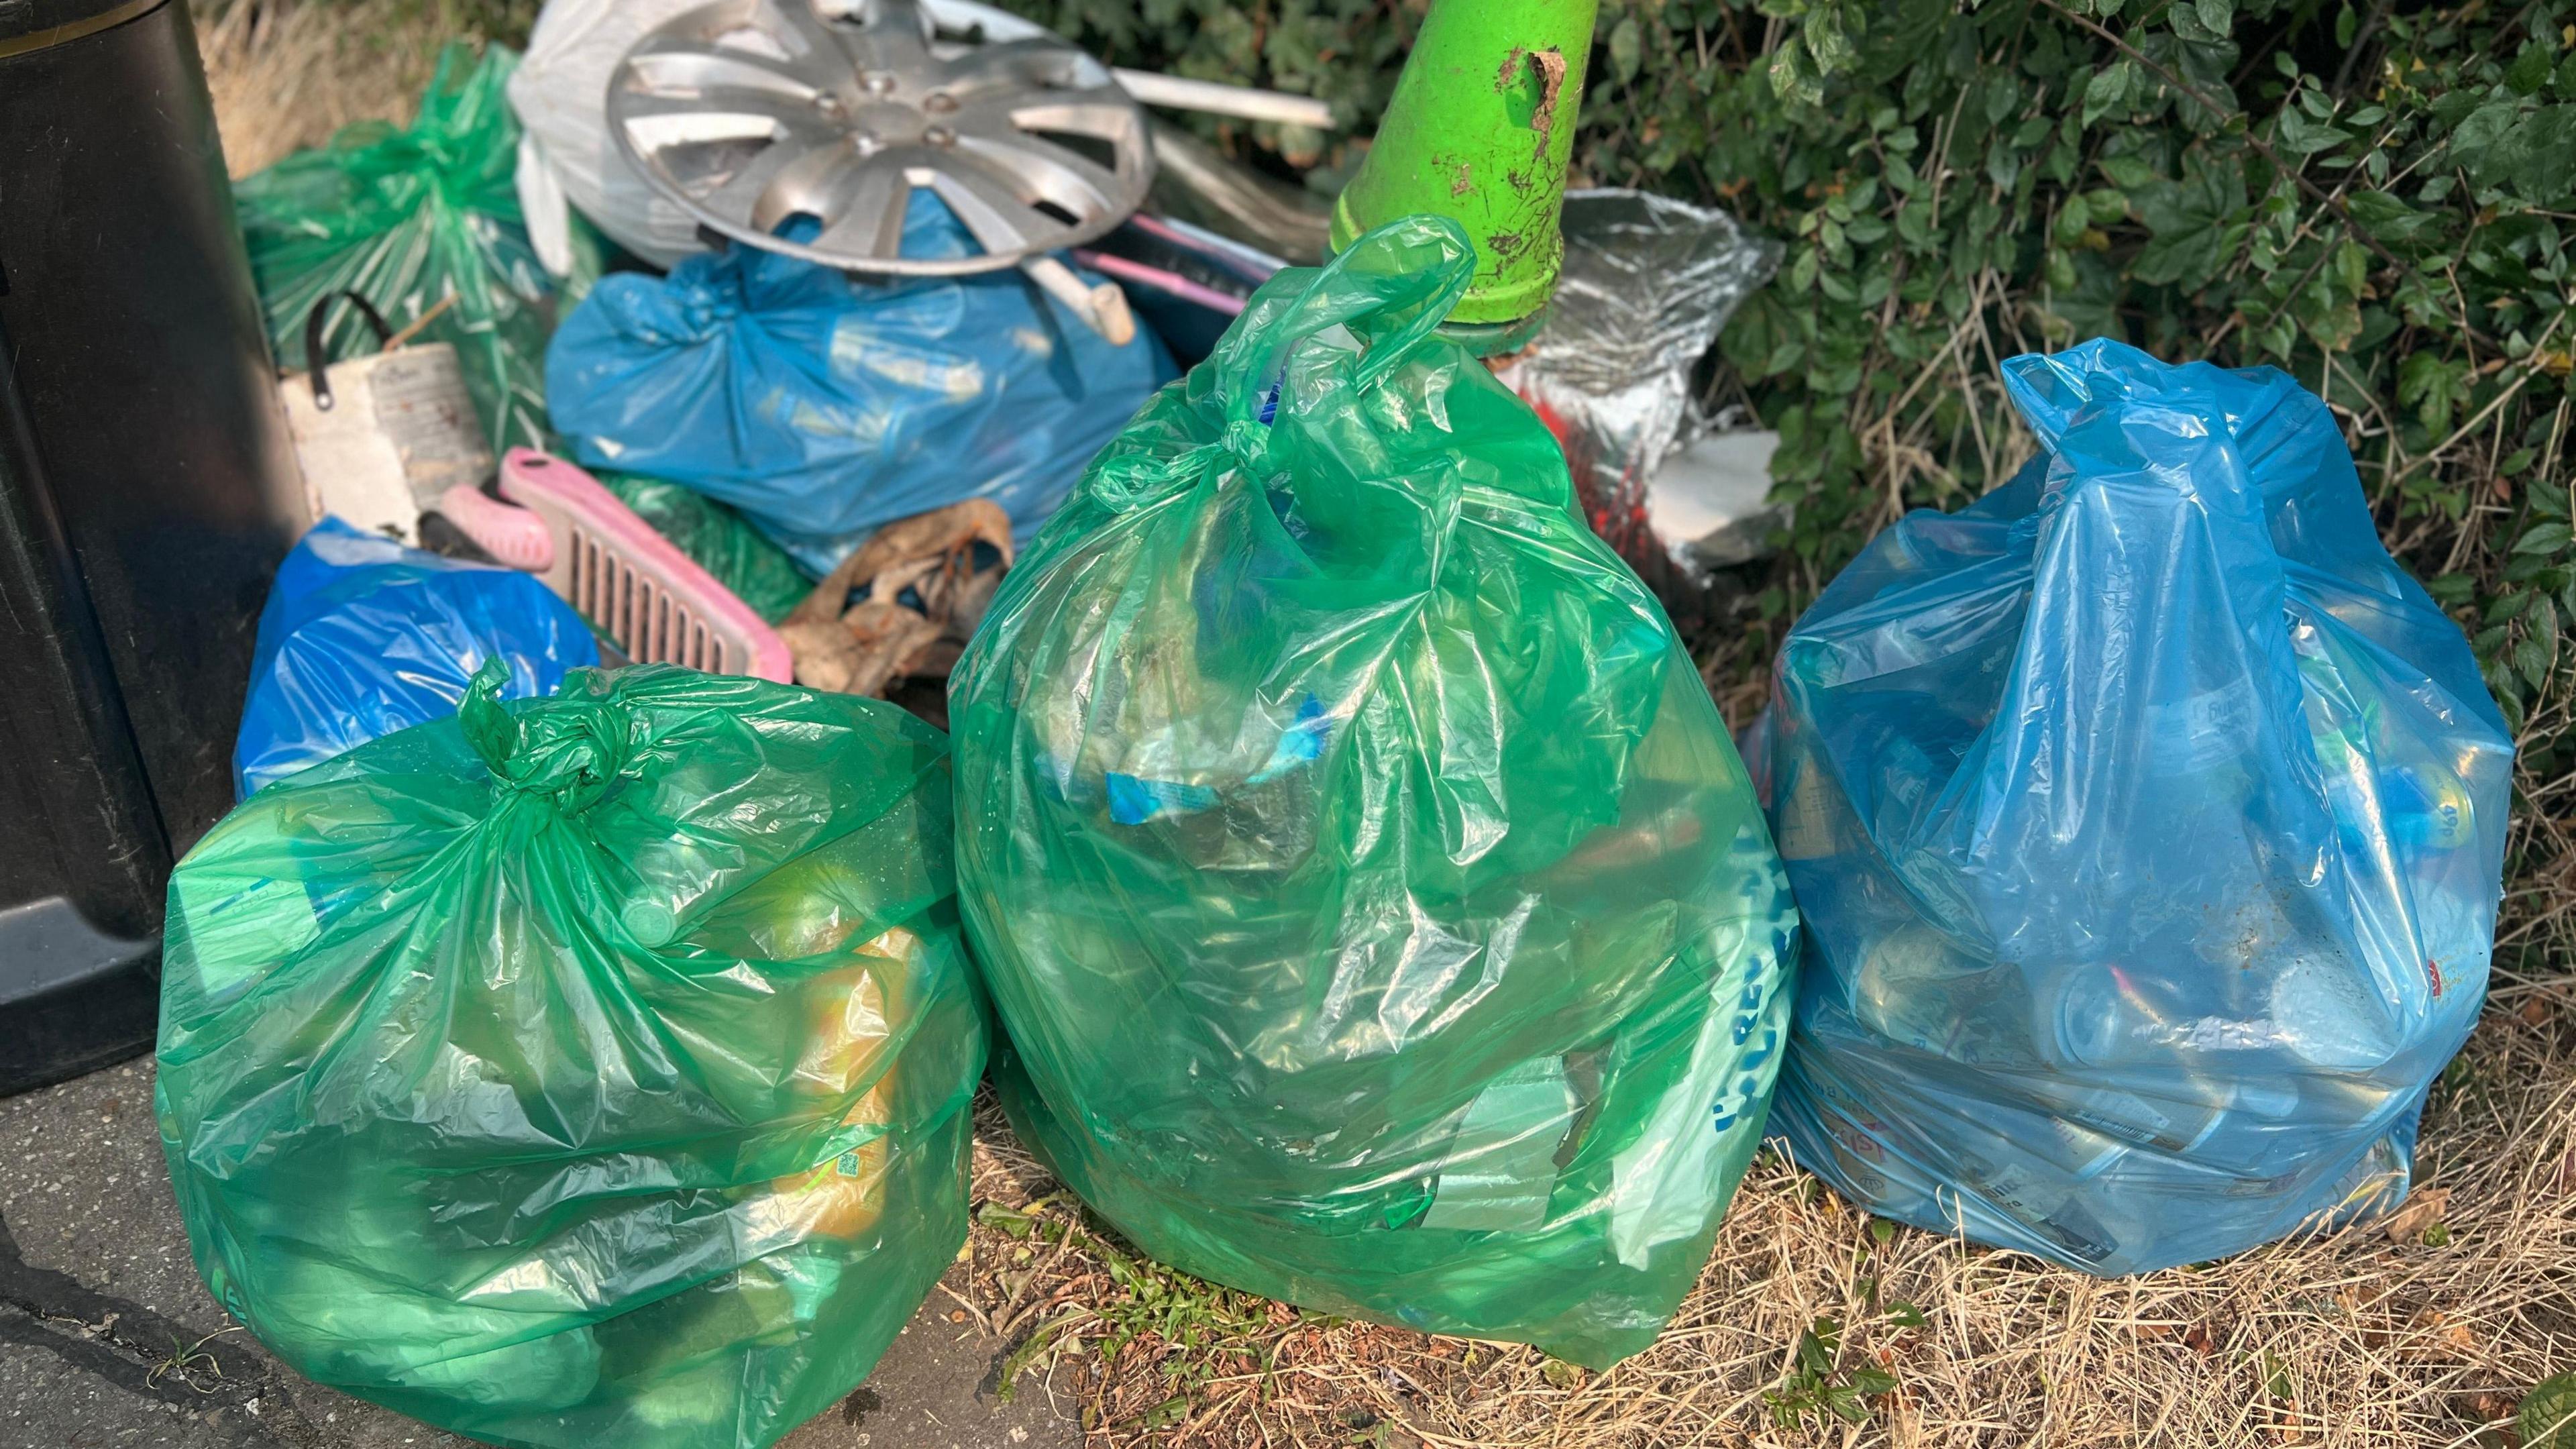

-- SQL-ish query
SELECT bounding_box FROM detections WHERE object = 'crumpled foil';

[1497,190,1780,617]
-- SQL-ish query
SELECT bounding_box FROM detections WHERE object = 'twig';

[382,290,458,352]
[935,1277,996,1335]
[2332,0,2392,93]
[2033,0,2406,272]
[2390,305,2571,492]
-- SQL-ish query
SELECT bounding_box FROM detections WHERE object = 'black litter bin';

[0,0,305,1093]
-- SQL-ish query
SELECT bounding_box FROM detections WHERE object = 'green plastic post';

[1329,0,1599,349]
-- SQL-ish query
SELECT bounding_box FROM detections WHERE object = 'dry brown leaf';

[943,565,1005,640]
[782,499,1011,696]
[2408,1308,2480,1358]
[869,554,951,612]
[836,602,945,698]
[2382,1187,2452,1242]
[788,498,1014,630]
[781,618,867,695]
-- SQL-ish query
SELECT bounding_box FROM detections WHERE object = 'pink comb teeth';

[495,449,794,683]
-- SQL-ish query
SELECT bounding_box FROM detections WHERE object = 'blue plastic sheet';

[1762,339,2513,1273]
[234,518,599,798]
[543,204,1175,576]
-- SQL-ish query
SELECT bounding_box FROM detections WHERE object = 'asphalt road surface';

[0,1058,1079,1449]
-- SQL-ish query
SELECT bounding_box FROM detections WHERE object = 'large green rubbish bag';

[235,44,552,453]
[156,663,984,1448]
[949,216,1799,1366]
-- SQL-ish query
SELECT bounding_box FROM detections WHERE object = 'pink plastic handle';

[435,484,555,572]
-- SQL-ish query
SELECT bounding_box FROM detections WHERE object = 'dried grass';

[193,0,449,177]
[194,11,2576,1443]
[963,984,2576,1448]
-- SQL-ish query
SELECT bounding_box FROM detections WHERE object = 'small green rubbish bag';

[949,216,1799,1366]
[155,664,984,1448]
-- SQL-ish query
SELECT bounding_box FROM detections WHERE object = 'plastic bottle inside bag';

[1947,1114,2129,1268]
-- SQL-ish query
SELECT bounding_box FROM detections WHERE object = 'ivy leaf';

[2498,680,2529,733]
[2133,153,2248,284]
[1984,72,2021,124]
[2349,190,2442,246]
[1609,15,1643,86]
[2445,100,2525,187]
[2084,58,2133,127]
[1803,4,1858,76]
[2276,107,2353,156]
[1769,42,1823,106]
[1988,137,2024,190]
[2480,105,2576,201]
[2514,635,2551,690]
[2296,266,2364,350]
[2400,353,2473,434]
[1722,293,1803,380]
[2506,45,2555,98]
[2100,153,2159,189]
[2170,0,2220,42]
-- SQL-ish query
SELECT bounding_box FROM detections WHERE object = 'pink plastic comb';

[496,449,794,683]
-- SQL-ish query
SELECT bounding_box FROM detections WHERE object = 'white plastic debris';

[1647,429,1786,570]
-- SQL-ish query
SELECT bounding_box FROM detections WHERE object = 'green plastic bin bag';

[600,472,815,625]
[949,215,1799,1367]
[235,44,553,453]
[156,662,984,1448]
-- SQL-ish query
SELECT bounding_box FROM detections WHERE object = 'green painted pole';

[1329,0,1599,350]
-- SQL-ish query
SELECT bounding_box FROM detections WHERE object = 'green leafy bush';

[1006,0,2576,953]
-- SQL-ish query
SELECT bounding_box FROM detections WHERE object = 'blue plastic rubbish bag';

[1764,339,2512,1273]
[544,204,1175,575]
[235,518,598,797]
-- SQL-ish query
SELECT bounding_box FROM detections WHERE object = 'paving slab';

[0,1059,1079,1449]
